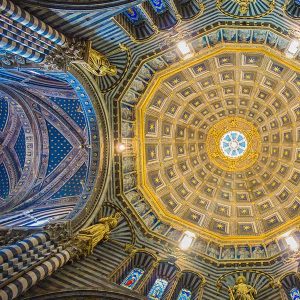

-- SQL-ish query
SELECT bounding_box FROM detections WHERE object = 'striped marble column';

[0,35,45,62]
[0,0,67,63]
[0,232,49,265]
[0,0,66,45]
[0,250,70,300]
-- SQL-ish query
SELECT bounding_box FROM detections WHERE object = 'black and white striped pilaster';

[0,233,49,265]
[0,250,70,300]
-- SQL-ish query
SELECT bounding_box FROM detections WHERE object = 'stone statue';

[228,276,257,300]
[208,245,220,259]
[236,0,255,14]
[144,213,156,227]
[77,212,121,253]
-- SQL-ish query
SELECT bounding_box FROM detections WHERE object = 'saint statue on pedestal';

[228,275,257,300]
[77,212,121,253]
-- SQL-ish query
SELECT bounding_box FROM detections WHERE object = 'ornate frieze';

[216,0,275,18]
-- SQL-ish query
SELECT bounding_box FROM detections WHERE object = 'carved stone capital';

[42,38,87,71]
[75,41,119,77]
[44,220,72,243]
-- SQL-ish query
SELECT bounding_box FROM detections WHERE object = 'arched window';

[140,261,179,299]
[290,287,300,300]
[121,268,144,289]
[280,273,300,300]
[171,271,204,300]
[111,251,156,291]
[148,278,169,299]
[177,288,192,300]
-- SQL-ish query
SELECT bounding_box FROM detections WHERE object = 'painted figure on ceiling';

[228,276,257,300]
[252,246,265,259]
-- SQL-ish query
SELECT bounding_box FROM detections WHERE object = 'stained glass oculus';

[220,131,247,158]
[121,268,144,289]
[290,288,300,300]
[148,278,169,299]
[177,288,192,300]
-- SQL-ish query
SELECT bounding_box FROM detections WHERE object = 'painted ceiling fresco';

[0,70,99,226]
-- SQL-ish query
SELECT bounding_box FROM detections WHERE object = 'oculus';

[206,117,261,172]
[220,131,247,158]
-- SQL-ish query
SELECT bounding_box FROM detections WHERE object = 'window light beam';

[176,40,192,59]
[286,236,299,252]
[179,231,195,251]
[286,39,300,58]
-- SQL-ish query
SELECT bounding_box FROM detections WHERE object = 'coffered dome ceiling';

[137,49,300,238]
[119,27,300,251]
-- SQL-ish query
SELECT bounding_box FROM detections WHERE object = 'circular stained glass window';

[220,131,247,158]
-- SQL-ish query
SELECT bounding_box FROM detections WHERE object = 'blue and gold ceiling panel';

[0,98,8,131]
[50,97,86,130]
[142,0,178,31]
[149,0,168,14]
[161,193,179,212]
[0,163,9,199]
[46,121,73,176]
[286,199,300,217]
[50,163,87,199]
[14,127,26,170]
[115,6,156,42]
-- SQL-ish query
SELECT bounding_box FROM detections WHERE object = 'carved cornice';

[15,0,143,11]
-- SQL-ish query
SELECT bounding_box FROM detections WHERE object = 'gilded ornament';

[206,117,261,172]
[216,0,275,19]
[228,276,257,300]
[77,212,121,255]
[75,42,127,77]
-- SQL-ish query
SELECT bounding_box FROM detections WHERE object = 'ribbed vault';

[0,69,104,227]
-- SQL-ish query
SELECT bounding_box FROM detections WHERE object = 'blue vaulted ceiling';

[0,70,100,226]
[14,127,26,171]
[46,121,73,176]
[51,163,87,199]
[0,98,8,131]
[50,97,86,130]
[0,164,9,199]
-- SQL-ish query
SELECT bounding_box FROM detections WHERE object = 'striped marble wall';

[20,225,299,300]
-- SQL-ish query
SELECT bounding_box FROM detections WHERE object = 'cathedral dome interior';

[131,48,300,241]
[1,0,300,300]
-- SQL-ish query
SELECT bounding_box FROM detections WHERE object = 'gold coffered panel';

[135,47,300,241]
